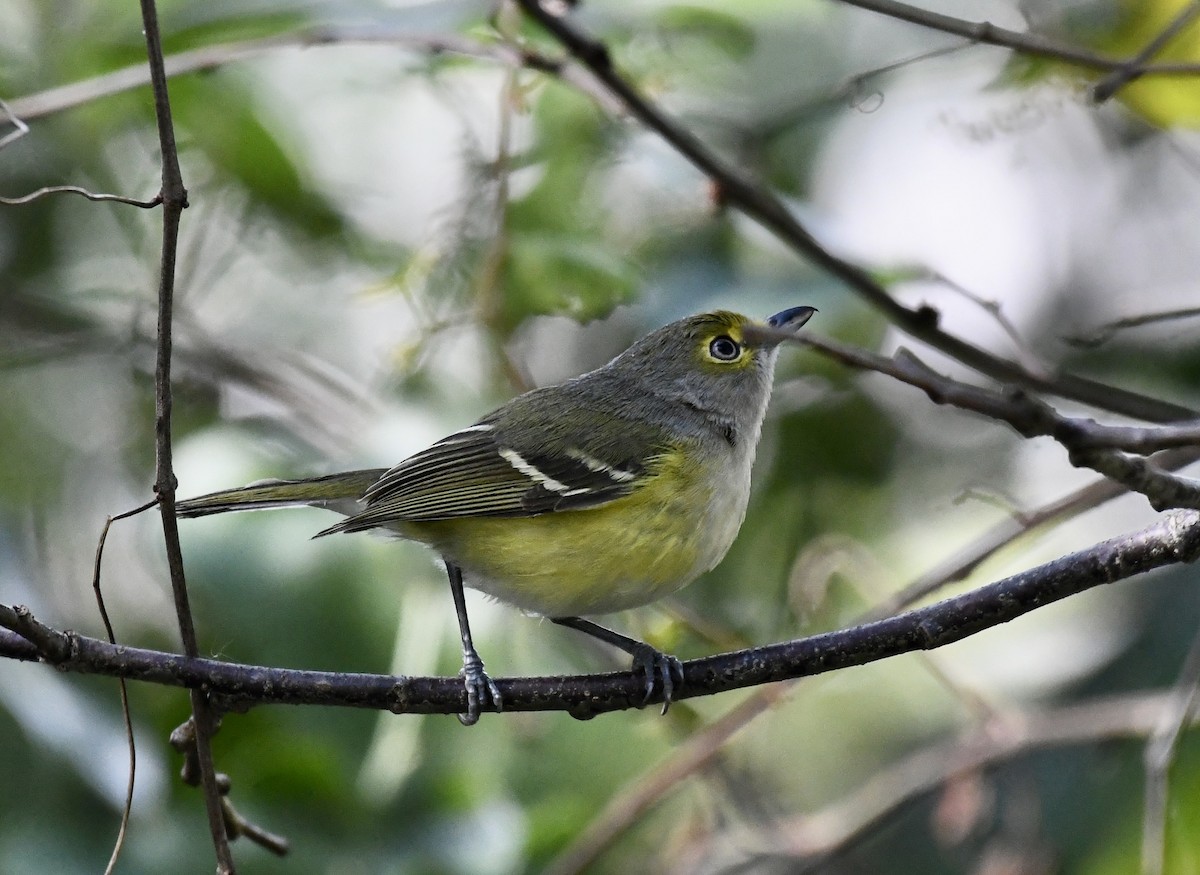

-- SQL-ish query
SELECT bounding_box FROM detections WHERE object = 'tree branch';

[0,185,161,207]
[5,26,604,123]
[1092,0,1200,101]
[1141,624,1200,875]
[135,0,233,868]
[4,510,1199,717]
[755,689,1200,863]
[800,334,1200,511]
[512,0,1195,426]
[10,6,1196,428]
[837,0,1200,75]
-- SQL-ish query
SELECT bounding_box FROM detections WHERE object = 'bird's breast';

[400,440,751,617]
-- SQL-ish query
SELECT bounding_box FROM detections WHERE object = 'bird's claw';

[629,644,684,714]
[457,649,502,726]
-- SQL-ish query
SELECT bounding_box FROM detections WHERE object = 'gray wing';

[322,388,661,534]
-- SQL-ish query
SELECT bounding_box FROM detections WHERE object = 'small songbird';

[178,306,816,723]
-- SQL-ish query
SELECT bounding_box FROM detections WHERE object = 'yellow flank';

[399,443,735,617]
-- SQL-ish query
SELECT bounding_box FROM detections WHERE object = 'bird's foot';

[457,649,502,726]
[628,643,684,715]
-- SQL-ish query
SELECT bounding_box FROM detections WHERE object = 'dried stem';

[799,334,1200,510]
[836,0,1200,75]
[1141,627,1200,875]
[135,0,233,869]
[0,185,161,207]
[1093,0,1200,101]
[92,511,147,875]
[512,0,1194,425]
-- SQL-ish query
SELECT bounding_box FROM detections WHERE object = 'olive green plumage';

[178,306,816,721]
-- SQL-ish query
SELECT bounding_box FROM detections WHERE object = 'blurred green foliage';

[3,1,1200,873]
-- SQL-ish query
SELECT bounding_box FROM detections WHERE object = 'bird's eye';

[709,335,741,361]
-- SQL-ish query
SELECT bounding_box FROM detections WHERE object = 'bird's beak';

[744,306,817,346]
[768,306,817,330]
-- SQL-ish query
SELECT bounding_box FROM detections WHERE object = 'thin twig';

[8,10,1200,126]
[864,449,1200,622]
[92,511,149,875]
[6,27,584,122]
[1141,626,1200,875]
[167,720,290,857]
[930,271,1045,377]
[222,797,291,856]
[543,686,790,875]
[0,603,73,661]
[0,96,30,151]
[1093,0,1200,102]
[512,0,1194,426]
[799,334,1200,510]
[753,690,1200,864]
[135,0,234,869]
[0,185,161,207]
[836,0,1200,75]
[1064,305,1200,348]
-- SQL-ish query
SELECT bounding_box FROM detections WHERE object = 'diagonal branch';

[837,0,1200,75]
[512,0,1194,426]
[757,689,1200,863]
[800,334,1200,510]
[4,510,1199,717]
[1092,0,1200,101]
[9,5,1195,427]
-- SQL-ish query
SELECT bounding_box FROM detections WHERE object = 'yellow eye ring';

[708,335,741,361]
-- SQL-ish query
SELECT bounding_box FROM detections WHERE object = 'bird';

[178,305,816,723]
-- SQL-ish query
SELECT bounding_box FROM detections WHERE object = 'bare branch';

[753,690,1200,864]
[513,0,1194,425]
[7,7,1194,427]
[0,185,161,207]
[561,447,1200,861]
[1141,626,1200,875]
[800,334,1200,510]
[544,686,789,875]
[92,515,137,875]
[0,96,29,151]
[5,26,610,123]
[2,506,1195,869]
[0,603,73,662]
[4,510,1199,717]
[134,0,232,868]
[169,719,290,857]
[930,271,1045,376]
[867,448,1200,621]
[837,0,1200,75]
[1064,305,1200,348]
[1093,0,1200,102]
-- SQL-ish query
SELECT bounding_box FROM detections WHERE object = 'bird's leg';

[445,561,502,725]
[551,616,683,714]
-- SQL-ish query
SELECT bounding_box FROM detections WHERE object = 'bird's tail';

[177,469,388,518]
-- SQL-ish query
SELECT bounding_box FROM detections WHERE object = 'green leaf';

[503,232,638,324]
[655,5,757,60]
[168,73,345,238]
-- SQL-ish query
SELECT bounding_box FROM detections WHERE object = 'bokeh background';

[3,0,1200,872]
